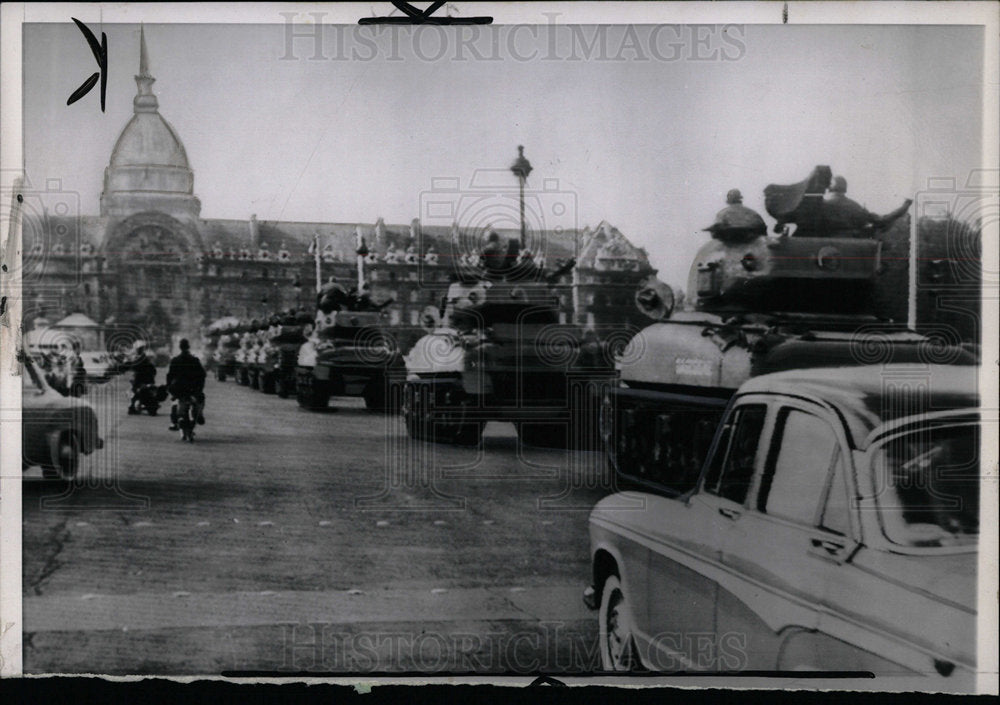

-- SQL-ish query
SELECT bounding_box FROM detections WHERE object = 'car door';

[644,401,768,671]
[716,400,859,671]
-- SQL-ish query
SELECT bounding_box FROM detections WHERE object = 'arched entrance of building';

[104,212,203,349]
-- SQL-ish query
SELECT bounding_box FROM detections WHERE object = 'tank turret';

[688,165,912,315]
[607,168,971,494]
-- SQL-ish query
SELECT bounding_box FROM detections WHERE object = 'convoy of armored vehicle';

[152,164,981,681]
[17,153,982,684]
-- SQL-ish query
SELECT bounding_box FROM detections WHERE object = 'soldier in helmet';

[480,230,504,272]
[704,189,767,243]
[819,176,913,237]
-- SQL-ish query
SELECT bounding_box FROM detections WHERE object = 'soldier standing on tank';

[704,189,767,243]
[821,176,913,237]
[480,230,504,271]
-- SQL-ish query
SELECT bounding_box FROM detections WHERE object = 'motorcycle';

[129,383,168,416]
[171,392,205,443]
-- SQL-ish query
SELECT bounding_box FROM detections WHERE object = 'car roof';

[735,364,981,448]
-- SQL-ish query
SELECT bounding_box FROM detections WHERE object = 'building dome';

[109,113,191,171]
[100,27,200,218]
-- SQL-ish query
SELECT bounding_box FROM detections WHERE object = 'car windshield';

[873,422,980,548]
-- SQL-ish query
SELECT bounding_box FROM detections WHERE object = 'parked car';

[21,354,104,479]
[78,349,116,384]
[585,365,981,689]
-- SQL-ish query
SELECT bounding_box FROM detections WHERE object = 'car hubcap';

[606,590,634,670]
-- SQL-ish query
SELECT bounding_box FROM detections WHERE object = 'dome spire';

[139,24,151,78]
[133,24,158,113]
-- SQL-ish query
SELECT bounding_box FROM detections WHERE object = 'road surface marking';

[318,521,332,527]
[376,520,390,527]
[258,521,274,527]
[196,521,210,527]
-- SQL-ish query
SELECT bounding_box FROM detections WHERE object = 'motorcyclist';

[166,338,207,431]
[128,344,158,414]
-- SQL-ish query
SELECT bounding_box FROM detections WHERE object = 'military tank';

[233,323,256,387]
[604,166,977,492]
[213,330,240,382]
[250,311,312,396]
[295,282,402,411]
[402,239,614,447]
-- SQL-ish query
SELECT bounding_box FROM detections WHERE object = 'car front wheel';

[43,431,80,480]
[598,575,643,671]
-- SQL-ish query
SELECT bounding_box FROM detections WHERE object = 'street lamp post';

[510,145,533,249]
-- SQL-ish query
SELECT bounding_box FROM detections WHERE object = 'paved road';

[22,371,613,674]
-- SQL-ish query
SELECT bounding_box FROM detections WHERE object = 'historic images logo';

[2,177,83,292]
[279,15,747,64]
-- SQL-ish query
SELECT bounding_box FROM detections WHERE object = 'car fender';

[588,533,633,606]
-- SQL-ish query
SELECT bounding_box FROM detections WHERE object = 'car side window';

[703,405,767,505]
[819,455,851,536]
[757,408,840,526]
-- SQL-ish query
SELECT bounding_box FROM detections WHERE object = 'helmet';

[726,189,743,205]
[830,176,847,193]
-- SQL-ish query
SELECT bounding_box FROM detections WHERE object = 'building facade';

[22,31,655,348]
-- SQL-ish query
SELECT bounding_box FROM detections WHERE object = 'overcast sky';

[23,22,985,285]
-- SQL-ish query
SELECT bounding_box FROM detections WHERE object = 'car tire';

[598,575,643,672]
[363,377,389,412]
[516,422,567,449]
[217,367,227,382]
[55,431,80,481]
[403,383,431,441]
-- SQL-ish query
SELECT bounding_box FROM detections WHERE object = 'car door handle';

[718,507,741,520]
[810,538,845,556]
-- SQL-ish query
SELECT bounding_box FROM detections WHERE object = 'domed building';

[100,28,200,220]
[22,28,655,347]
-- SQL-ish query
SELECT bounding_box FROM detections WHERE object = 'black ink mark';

[359,1,492,25]
[68,17,108,112]
[528,676,567,686]
[783,3,788,24]
[0,297,6,317]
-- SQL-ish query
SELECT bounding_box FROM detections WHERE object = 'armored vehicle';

[250,311,312,396]
[203,316,240,381]
[233,323,256,387]
[604,166,976,490]
[213,331,240,382]
[295,282,402,411]
[403,242,613,447]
